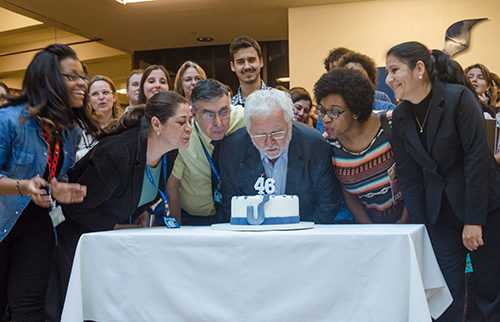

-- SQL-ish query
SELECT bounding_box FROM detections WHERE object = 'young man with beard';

[219,89,343,223]
[229,36,274,107]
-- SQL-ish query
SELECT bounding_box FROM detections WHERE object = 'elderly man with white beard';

[219,89,343,223]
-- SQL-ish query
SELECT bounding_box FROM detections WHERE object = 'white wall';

[289,0,500,96]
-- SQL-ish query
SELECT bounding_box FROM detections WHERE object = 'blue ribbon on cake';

[230,216,300,225]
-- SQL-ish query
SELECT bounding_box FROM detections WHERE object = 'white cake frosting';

[230,195,300,225]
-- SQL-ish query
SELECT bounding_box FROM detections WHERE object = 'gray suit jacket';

[219,122,342,223]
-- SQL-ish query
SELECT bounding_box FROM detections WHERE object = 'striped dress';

[329,114,404,223]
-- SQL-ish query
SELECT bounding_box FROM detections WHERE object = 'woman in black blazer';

[385,41,500,322]
[48,91,192,320]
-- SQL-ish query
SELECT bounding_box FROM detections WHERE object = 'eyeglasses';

[315,107,349,119]
[62,73,90,83]
[182,76,202,83]
[201,109,230,121]
[251,130,286,142]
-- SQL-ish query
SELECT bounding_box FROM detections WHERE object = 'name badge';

[49,203,65,227]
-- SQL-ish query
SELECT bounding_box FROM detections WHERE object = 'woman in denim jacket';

[0,44,98,322]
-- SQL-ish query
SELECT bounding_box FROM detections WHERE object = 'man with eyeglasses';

[167,79,245,225]
[219,89,343,223]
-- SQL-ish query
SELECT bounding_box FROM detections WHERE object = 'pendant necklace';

[412,98,432,133]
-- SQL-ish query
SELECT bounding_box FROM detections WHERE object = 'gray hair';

[243,89,294,128]
[191,79,228,111]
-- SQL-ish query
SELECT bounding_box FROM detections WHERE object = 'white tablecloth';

[61,224,451,322]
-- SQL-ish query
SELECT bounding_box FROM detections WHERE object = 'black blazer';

[62,126,178,231]
[392,80,500,225]
[219,122,343,224]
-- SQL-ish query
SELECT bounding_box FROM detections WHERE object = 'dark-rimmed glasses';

[315,107,349,119]
[62,73,90,83]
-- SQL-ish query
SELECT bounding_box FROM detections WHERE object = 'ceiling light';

[117,88,127,94]
[276,77,290,83]
[115,0,155,5]
[196,37,213,42]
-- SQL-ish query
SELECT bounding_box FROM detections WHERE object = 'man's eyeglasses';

[62,73,90,83]
[201,109,230,121]
[315,107,349,119]
[182,76,202,83]
[251,130,286,142]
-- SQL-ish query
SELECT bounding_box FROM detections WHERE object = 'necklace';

[412,98,432,133]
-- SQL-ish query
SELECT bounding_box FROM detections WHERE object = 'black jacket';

[392,80,500,225]
[62,126,178,231]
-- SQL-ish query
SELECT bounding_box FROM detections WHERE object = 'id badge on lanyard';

[146,154,179,229]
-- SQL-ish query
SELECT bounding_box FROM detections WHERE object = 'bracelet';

[16,180,25,196]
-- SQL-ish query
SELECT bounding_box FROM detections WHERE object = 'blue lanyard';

[194,122,221,183]
[146,154,168,210]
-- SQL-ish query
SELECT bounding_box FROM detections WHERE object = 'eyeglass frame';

[315,107,349,119]
[62,73,90,83]
[251,130,286,142]
[200,108,230,121]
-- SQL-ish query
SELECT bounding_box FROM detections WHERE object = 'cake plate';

[211,221,314,232]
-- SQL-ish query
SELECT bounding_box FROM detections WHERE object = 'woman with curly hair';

[314,68,409,224]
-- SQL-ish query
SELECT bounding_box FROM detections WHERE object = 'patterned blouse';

[329,114,404,223]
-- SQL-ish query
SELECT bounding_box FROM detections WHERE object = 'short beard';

[251,128,292,161]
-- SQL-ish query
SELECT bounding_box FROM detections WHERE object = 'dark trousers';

[0,209,54,322]
[427,220,500,322]
[45,219,88,322]
[181,209,218,226]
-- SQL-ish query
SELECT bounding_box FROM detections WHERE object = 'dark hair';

[191,79,229,111]
[7,44,98,140]
[323,47,352,71]
[338,52,378,86]
[126,69,143,88]
[314,68,374,122]
[386,41,463,86]
[229,36,262,62]
[138,65,171,104]
[465,63,492,88]
[88,75,121,119]
[289,87,312,105]
[99,91,188,140]
[0,81,10,95]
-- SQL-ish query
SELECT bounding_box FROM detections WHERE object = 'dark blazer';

[219,122,342,224]
[392,80,500,225]
[62,126,178,231]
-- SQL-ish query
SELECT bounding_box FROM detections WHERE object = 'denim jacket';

[0,104,82,243]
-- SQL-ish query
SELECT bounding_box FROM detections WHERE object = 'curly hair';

[314,68,374,122]
[338,52,378,86]
[323,47,352,71]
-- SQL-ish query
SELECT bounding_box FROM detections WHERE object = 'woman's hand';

[23,176,53,208]
[133,210,153,227]
[50,177,87,204]
[462,225,484,251]
[478,93,489,104]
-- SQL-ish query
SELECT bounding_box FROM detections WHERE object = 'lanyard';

[42,125,61,182]
[194,122,221,184]
[146,154,168,211]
